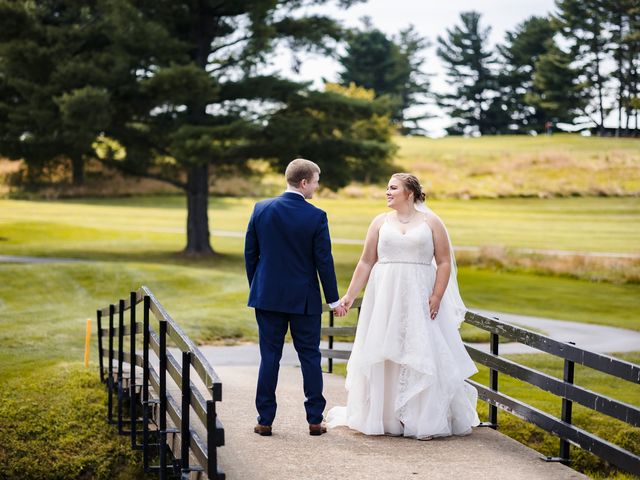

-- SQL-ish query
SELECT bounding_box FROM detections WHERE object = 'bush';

[0,363,147,480]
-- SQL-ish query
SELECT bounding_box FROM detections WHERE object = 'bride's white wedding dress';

[327,217,480,439]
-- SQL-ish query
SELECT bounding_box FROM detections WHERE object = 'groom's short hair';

[285,158,321,187]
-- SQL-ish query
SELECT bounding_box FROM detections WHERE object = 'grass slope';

[394,134,640,198]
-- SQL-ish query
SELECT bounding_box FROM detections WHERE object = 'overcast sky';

[271,0,559,136]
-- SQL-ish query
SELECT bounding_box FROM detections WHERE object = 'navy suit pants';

[255,309,326,426]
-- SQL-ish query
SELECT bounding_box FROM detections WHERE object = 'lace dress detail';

[326,220,480,439]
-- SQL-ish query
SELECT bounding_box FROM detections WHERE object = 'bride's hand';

[340,295,355,311]
[429,294,441,320]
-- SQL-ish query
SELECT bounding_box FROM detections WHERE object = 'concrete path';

[214,365,586,480]
[0,254,85,263]
[472,309,640,355]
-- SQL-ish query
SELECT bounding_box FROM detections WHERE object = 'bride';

[327,173,479,439]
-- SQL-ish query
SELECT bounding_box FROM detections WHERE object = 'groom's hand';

[333,304,347,317]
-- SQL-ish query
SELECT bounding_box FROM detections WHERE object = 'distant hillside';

[2,134,638,199]
[387,134,640,198]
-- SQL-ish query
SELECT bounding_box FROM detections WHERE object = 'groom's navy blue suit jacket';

[244,192,339,315]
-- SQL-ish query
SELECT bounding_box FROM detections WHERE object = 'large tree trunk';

[184,164,215,256]
[71,155,84,185]
[182,7,216,256]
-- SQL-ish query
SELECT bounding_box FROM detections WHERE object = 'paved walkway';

[472,310,640,354]
[214,365,586,480]
[0,254,84,263]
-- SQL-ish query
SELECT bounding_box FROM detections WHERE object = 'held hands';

[428,294,441,320]
[333,304,348,317]
[333,295,355,317]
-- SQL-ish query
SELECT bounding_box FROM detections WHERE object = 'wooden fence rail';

[320,306,640,476]
[97,286,225,480]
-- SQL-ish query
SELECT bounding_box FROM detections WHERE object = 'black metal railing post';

[142,295,151,472]
[181,351,191,479]
[489,331,499,429]
[158,321,168,480]
[117,298,125,434]
[206,399,218,479]
[559,342,575,463]
[108,304,115,424]
[328,310,335,373]
[97,309,104,383]
[129,291,138,449]
[97,287,226,480]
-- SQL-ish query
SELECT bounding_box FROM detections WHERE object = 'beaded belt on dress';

[377,260,430,265]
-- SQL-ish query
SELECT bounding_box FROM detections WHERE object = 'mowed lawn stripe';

[1,196,639,253]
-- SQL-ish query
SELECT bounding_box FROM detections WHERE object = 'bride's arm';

[427,214,452,319]
[340,213,385,309]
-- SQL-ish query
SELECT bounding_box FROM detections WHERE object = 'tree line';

[339,1,640,136]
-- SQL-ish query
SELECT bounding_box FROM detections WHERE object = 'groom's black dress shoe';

[309,423,327,436]
[254,424,272,436]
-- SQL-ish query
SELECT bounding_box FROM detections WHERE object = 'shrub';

[0,363,147,480]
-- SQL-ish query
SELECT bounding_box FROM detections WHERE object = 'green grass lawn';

[2,195,639,253]
[0,196,638,373]
[473,351,640,479]
[1,195,639,479]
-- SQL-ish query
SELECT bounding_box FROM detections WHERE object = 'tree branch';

[210,35,251,55]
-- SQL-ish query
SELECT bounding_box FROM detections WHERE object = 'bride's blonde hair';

[392,173,426,203]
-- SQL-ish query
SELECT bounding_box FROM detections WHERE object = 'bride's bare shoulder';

[371,212,387,226]
[366,213,387,234]
[421,210,446,231]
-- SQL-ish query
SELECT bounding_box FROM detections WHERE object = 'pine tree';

[0,0,124,185]
[626,4,640,131]
[0,0,397,255]
[603,0,640,135]
[555,0,612,132]
[99,0,394,255]
[436,11,506,135]
[525,41,587,125]
[498,16,556,132]
[338,20,430,134]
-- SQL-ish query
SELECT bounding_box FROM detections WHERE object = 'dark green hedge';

[0,363,146,480]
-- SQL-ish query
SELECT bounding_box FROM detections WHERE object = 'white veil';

[415,202,467,328]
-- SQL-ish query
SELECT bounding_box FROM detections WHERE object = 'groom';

[244,158,346,437]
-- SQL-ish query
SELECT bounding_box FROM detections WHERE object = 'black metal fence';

[97,286,225,480]
[320,307,640,476]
